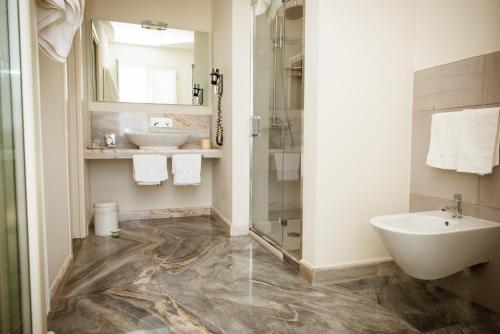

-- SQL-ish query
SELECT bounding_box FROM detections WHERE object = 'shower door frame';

[249,0,304,263]
[0,0,33,331]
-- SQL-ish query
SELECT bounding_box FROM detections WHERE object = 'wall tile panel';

[410,51,500,313]
[479,170,500,209]
[413,56,484,112]
[91,111,211,149]
[483,51,500,105]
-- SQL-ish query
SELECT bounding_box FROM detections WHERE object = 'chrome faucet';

[442,193,463,218]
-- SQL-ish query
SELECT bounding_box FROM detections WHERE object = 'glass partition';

[251,0,304,260]
[0,0,31,332]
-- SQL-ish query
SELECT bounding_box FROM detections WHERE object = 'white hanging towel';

[132,155,168,186]
[426,111,461,170]
[274,152,301,181]
[456,107,500,175]
[37,0,65,30]
[172,154,201,186]
[37,0,85,62]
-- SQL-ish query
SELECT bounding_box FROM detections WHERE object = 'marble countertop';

[84,148,222,159]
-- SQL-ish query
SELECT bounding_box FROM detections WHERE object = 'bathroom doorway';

[251,0,304,261]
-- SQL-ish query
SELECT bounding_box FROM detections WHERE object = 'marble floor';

[48,216,500,334]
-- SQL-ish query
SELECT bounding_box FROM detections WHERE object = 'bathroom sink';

[370,211,500,280]
[125,132,190,151]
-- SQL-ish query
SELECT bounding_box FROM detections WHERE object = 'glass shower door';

[251,4,284,247]
[0,0,31,332]
[251,0,304,259]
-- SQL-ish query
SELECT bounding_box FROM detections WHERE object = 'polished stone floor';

[48,216,500,333]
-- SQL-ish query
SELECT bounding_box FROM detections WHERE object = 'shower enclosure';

[251,0,304,261]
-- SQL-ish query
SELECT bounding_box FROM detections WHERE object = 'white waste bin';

[94,202,119,236]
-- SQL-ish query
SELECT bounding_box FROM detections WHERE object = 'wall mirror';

[90,20,209,106]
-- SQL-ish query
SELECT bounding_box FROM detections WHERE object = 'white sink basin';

[125,132,190,151]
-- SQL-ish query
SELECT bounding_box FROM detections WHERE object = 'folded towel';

[426,112,461,170]
[274,152,301,181]
[456,107,500,175]
[172,154,201,186]
[37,0,85,62]
[132,155,168,185]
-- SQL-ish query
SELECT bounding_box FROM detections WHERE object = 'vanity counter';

[84,148,223,160]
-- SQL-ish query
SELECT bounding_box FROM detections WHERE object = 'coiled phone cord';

[215,75,224,146]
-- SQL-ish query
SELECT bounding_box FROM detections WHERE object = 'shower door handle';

[251,116,262,137]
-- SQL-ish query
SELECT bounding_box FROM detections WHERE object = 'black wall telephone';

[211,68,223,147]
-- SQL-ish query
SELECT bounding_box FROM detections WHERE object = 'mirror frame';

[86,18,212,113]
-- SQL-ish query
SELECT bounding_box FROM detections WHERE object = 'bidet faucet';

[442,193,463,218]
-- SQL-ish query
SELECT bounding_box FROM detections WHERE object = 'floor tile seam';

[283,302,421,333]
[60,255,160,300]
[154,287,227,333]
[154,235,229,274]
[150,225,168,307]
[47,284,167,306]
[67,255,156,287]
[248,279,328,301]
[72,241,152,267]
[155,227,224,239]
[294,294,423,323]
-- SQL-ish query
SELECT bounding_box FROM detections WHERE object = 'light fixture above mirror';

[141,20,168,31]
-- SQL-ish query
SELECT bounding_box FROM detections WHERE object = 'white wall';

[90,160,212,212]
[85,0,211,32]
[19,0,49,329]
[38,53,72,287]
[67,33,87,239]
[210,0,251,235]
[302,0,415,268]
[415,0,500,70]
[211,0,233,225]
[230,0,251,235]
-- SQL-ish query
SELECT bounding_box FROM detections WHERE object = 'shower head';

[285,0,303,20]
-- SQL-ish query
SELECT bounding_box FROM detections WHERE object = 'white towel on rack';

[172,154,201,186]
[426,111,461,170]
[132,155,168,185]
[274,152,301,181]
[37,0,85,62]
[456,107,500,175]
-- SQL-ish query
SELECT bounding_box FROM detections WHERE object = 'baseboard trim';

[299,257,398,285]
[210,207,249,236]
[119,207,211,221]
[230,225,250,236]
[210,207,231,235]
[50,254,73,299]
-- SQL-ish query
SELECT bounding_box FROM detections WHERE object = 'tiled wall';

[410,50,500,312]
[91,111,211,149]
[411,51,500,221]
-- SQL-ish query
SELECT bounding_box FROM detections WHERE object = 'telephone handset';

[211,68,223,147]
